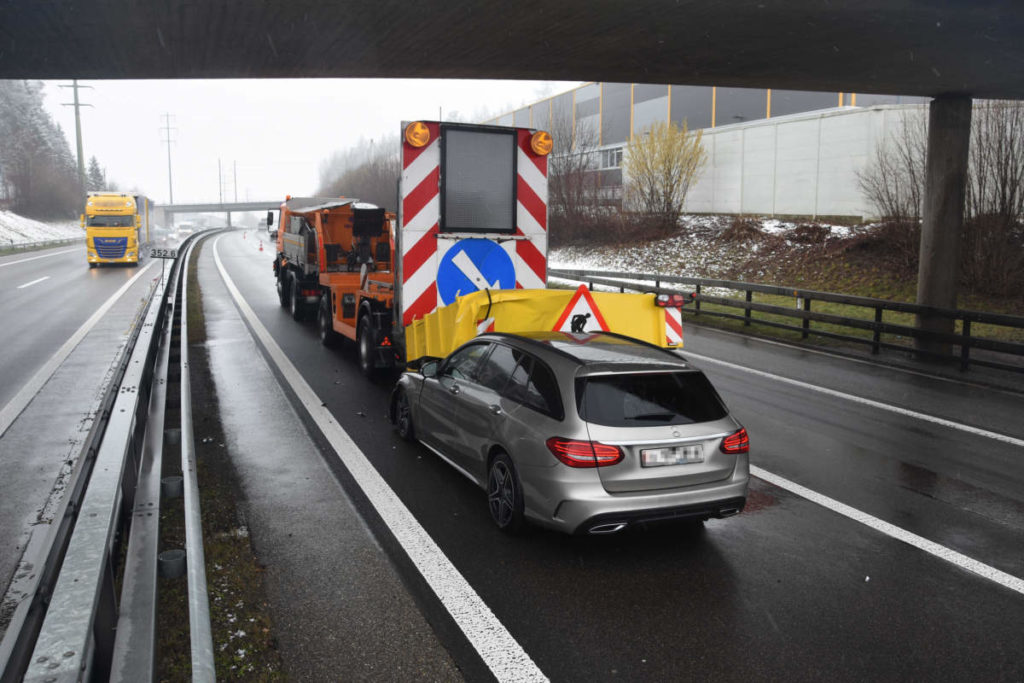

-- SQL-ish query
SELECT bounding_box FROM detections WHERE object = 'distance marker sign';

[437,239,515,306]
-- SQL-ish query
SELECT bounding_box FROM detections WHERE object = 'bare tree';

[622,120,708,229]
[317,135,401,210]
[547,113,601,243]
[857,107,928,222]
[857,100,1024,297]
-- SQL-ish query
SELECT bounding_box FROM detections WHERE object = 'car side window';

[475,343,518,392]
[442,343,490,381]
[503,351,564,420]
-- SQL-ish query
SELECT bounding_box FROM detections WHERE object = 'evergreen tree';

[86,156,105,191]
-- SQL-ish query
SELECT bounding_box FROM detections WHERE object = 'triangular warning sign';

[552,285,611,333]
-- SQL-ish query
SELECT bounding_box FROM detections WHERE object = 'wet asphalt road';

[207,230,1024,681]
[0,246,149,409]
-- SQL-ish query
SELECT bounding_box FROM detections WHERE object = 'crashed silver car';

[389,332,749,535]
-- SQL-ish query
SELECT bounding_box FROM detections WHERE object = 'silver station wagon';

[389,332,749,534]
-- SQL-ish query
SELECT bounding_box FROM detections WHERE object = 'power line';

[59,80,93,191]
[160,113,177,204]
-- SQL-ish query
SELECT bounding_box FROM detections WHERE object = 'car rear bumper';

[537,460,750,535]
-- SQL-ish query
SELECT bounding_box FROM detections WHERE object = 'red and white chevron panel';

[665,307,684,346]
[399,123,549,328]
[400,122,442,327]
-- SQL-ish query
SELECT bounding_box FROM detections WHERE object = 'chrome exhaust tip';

[718,507,741,518]
[589,522,628,535]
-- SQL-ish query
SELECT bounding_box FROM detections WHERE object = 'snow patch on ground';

[551,214,863,279]
[0,211,84,246]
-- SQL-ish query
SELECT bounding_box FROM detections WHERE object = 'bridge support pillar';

[916,95,972,359]
[226,211,232,228]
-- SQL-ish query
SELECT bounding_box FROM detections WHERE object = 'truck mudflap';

[404,286,687,364]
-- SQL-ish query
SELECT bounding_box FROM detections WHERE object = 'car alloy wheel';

[487,453,524,533]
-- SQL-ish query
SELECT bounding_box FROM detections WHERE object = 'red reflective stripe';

[666,310,683,336]
[518,130,548,175]
[402,167,440,225]
[403,282,438,327]
[516,237,547,283]
[401,223,439,284]
[517,175,547,230]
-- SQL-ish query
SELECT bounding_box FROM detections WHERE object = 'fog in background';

[42,78,577,205]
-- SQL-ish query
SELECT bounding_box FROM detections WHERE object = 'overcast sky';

[42,78,579,206]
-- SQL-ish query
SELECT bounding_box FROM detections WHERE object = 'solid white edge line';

[16,276,50,289]
[0,261,157,438]
[682,350,1024,449]
[751,465,1024,596]
[211,235,548,683]
[0,247,80,268]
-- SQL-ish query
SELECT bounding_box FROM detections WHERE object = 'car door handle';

[449,383,460,395]
[488,404,502,416]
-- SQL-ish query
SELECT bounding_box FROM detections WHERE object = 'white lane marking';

[16,276,50,289]
[0,261,156,438]
[752,465,1024,596]
[683,350,1024,449]
[452,249,499,290]
[0,247,80,268]
[212,236,546,683]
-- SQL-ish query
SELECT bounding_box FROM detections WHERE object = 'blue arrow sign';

[437,239,516,306]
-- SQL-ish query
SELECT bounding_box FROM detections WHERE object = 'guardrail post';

[695,284,701,314]
[802,298,811,339]
[744,290,752,326]
[872,307,883,354]
[960,318,971,371]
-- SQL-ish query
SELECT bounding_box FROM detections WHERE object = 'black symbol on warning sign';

[571,313,591,333]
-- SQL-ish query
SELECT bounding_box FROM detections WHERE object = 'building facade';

[485,83,926,220]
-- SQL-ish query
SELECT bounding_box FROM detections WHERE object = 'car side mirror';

[267,211,274,227]
[421,360,439,378]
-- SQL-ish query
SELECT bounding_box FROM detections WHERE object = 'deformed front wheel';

[487,452,525,533]
[393,388,415,441]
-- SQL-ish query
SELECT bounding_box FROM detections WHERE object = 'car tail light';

[546,438,623,468]
[720,428,749,454]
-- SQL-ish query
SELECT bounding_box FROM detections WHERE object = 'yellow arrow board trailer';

[404,285,687,365]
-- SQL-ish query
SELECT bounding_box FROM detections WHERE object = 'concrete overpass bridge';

[157,201,282,228]
[6,0,1022,357]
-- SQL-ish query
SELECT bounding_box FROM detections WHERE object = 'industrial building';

[486,83,927,220]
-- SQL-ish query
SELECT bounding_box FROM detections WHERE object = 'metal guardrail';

[0,234,214,681]
[549,268,1024,373]
[0,237,84,253]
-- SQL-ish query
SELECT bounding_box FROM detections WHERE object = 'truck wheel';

[289,275,305,322]
[318,297,341,347]
[277,271,289,307]
[358,318,376,378]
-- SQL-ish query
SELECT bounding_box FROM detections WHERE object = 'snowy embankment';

[0,210,84,247]
[549,214,858,293]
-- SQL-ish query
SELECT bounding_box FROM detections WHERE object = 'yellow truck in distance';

[82,192,150,267]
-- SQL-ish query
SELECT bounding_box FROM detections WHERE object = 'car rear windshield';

[575,371,728,427]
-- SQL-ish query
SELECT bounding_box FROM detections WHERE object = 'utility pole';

[59,80,93,191]
[160,113,176,204]
[233,160,238,202]
[218,158,223,203]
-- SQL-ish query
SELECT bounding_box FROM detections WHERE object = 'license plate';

[641,444,704,467]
